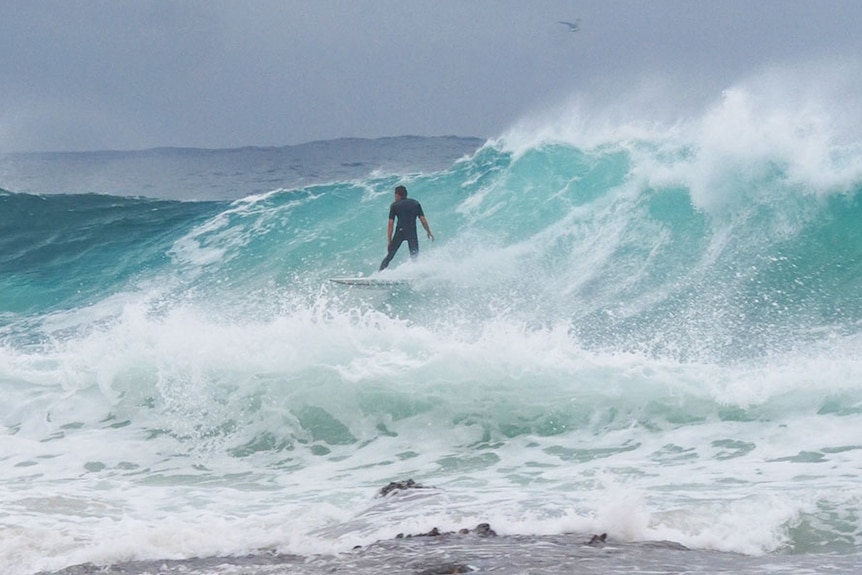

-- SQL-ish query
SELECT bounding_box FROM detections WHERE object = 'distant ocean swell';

[1,86,862,574]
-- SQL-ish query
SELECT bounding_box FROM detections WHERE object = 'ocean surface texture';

[2,99,862,574]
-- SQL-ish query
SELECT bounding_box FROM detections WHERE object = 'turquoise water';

[2,108,862,573]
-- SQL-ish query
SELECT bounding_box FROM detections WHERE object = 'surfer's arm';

[420,216,434,241]
[386,218,394,246]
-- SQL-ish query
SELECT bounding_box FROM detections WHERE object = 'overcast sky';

[1,1,861,153]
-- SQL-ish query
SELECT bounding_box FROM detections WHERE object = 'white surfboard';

[329,277,409,287]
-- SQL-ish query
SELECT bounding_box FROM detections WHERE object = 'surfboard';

[329,277,409,287]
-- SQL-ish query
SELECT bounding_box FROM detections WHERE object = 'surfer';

[379,185,434,271]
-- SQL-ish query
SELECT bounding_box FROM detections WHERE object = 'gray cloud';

[1,0,861,152]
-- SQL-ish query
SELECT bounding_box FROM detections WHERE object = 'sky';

[1,0,861,153]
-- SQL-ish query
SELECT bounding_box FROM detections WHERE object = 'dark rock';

[473,523,497,537]
[587,533,608,546]
[412,527,443,537]
[391,522,497,541]
[378,478,429,497]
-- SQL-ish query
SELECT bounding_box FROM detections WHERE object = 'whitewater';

[1,81,862,574]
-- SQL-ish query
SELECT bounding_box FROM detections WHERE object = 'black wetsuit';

[379,198,425,270]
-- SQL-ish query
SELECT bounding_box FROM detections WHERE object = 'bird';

[558,19,581,32]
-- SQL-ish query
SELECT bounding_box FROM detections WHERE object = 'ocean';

[2,92,862,574]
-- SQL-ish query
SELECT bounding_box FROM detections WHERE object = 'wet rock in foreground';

[378,478,432,497]
[394,522,499,540]
[416,562,476,575]
[40,532,858,575]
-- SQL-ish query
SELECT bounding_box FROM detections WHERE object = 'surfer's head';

[394,185,407,199]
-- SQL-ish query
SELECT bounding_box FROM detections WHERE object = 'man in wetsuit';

[379,185,434,271]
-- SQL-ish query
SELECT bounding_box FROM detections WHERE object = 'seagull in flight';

[558,19,581,32]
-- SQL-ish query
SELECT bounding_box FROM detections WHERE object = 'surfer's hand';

[428,232,434,241]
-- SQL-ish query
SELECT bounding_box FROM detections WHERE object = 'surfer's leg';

[379,233,404,270]
[379,248,396,270]
[407,234,419,260]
